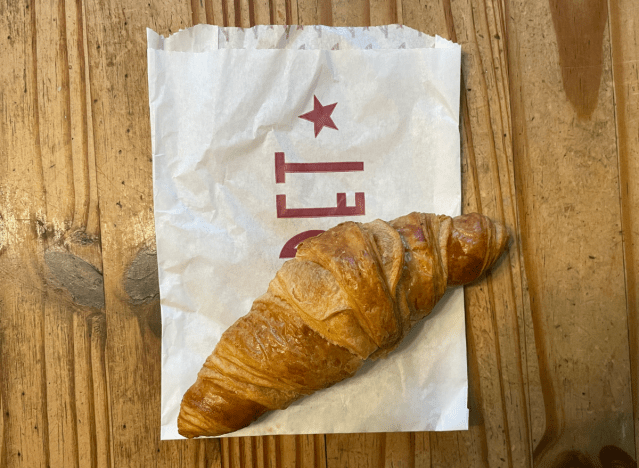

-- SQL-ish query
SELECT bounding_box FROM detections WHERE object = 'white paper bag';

[147,24,464,440]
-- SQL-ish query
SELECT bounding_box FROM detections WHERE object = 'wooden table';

[1,0,637,466]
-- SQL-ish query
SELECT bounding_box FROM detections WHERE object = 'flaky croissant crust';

[178,212,509,438]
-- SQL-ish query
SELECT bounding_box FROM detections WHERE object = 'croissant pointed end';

[177,402,224,439]
[177,415,201,439]
[177,379,270,438]
[446,213,510,286]
[176,383,232,438]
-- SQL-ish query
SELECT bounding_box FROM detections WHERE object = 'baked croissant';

[178,212,509,438]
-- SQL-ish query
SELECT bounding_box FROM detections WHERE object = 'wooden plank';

[289,0,298,25]
[32,0,111,466]
[447,0,534,465]
[220,434,326,467]
[413,433,431,468]
[0,1,111,468]
[369,0,397,25]
[224,0,238,26]
[199,438,224,467]
[210,0,229,26]
[26,6,80,468]
[296,0,332,25]
[430,432,476,468]
[252,0,271,24]
[265,435,279,467]
[330,0,369,26]
[0,285,50,468]
[0,393,3,465]
[82,0,221,466]
[239,0,252,27]
[382,432,414,468]
[309,434,328,468]
[0,3,49,459]
[326,433,383,467]
[279,436,298,468]
[327,433,425,468]
[87,311,113,468]
[505,0,635,467]
[401,0,533,466]
[609,1,639,465]
[192,0,209,25]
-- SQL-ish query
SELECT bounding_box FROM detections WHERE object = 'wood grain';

[609,0,639,464]
[1,0,637,466]
[506,0,634,467]
[82,0,224,465]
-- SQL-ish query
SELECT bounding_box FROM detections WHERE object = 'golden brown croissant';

[178,212,509,438]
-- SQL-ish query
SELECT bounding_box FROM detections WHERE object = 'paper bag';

[147,24,464,440]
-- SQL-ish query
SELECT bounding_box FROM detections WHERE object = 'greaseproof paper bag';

[147,24,464,440]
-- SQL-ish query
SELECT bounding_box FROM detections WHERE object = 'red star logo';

[298,96,338,137]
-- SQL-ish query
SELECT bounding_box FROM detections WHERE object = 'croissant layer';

[178,212,509,438]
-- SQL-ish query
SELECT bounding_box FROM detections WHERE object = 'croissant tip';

[177,415,199,439]
[177,418,222,439]
[177,397,225,438]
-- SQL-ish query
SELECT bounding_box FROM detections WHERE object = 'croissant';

[178,212,509,438]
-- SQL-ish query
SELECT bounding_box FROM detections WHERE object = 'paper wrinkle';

[148,24,466,439]
[148,25,459,52]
